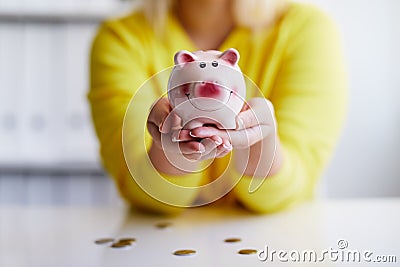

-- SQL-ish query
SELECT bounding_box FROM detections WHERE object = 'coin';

[155,222,172,229]
[224,238,242,243]
[173,249,196,256]
[118,238,136,244]
[110,241,132,249]
[94,238,114,245]
[238,249,258,255]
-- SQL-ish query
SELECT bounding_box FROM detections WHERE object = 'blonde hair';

[143,0,287,33]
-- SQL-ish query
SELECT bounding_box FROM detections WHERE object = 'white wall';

[0,0,399,198]
[0,0,132,169]
[302,0,400,197]
[0,0,128,206]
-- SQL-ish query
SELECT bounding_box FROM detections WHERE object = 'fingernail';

[223,142,232,150]
[214,136,223,146]
[172,137,181,142]
[198,146,205,153]
[171,131,180,142]
[159,120,168,133]
[189,131,197,138]
[215,140,222,146]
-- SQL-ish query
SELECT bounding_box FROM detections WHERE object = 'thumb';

[148,97,172,133]
[235,98,275,130]
[161,111,182,133]
[235,108,258,130]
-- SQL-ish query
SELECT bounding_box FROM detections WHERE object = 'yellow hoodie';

[88,3,347,214]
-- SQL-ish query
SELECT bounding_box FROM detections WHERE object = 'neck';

[174,0,234,50]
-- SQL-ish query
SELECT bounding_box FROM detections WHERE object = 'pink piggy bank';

[167,48,246,129]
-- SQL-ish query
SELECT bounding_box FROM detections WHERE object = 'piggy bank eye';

[199,62,206,68]
[212,61,218,67]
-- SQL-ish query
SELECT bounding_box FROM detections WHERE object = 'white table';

[1,199,399,267]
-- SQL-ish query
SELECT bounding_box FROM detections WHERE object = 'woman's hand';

[186,98,276,149]
[175,97,281,177]
[147,97,233,168]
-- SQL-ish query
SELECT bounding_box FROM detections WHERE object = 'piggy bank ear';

[174,50,197,65]
[219,48,240,66]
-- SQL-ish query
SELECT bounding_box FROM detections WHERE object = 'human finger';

[198,138,218,159]
[147,121,162,147]
[164,111,182,132]
[189,127,230,141]
[179,139,214,161]
[171,129,198,142]
[235,98,273,130]
[190,125,272,149]
[209,135,223,146]
[215,139,232,158]
[147,97,172,133]
[229,125,273,149]
[178,141,205,154]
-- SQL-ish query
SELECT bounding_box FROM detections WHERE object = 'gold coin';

[110,241,132,249]
[224,238,242,243]
[173,249,196,256]
[118,238,136,244]
[155,222,172,229]
[94,238,114,245]
[238,249,257,255]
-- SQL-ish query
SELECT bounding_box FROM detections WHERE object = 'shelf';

[0,3,137,23]
[0,161,105,176]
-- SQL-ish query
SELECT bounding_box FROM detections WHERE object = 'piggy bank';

[167,48,246,129]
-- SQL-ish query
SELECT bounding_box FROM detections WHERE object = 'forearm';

[113,141,204,213]
[232,144,309,214]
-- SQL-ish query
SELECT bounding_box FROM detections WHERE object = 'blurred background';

[0,0,399,207]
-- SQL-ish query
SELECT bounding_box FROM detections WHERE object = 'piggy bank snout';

[186,81,233,112]
[194,82,224,98]
[193,82,230,100]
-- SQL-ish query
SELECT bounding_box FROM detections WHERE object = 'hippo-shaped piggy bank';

[167,48,246,129]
